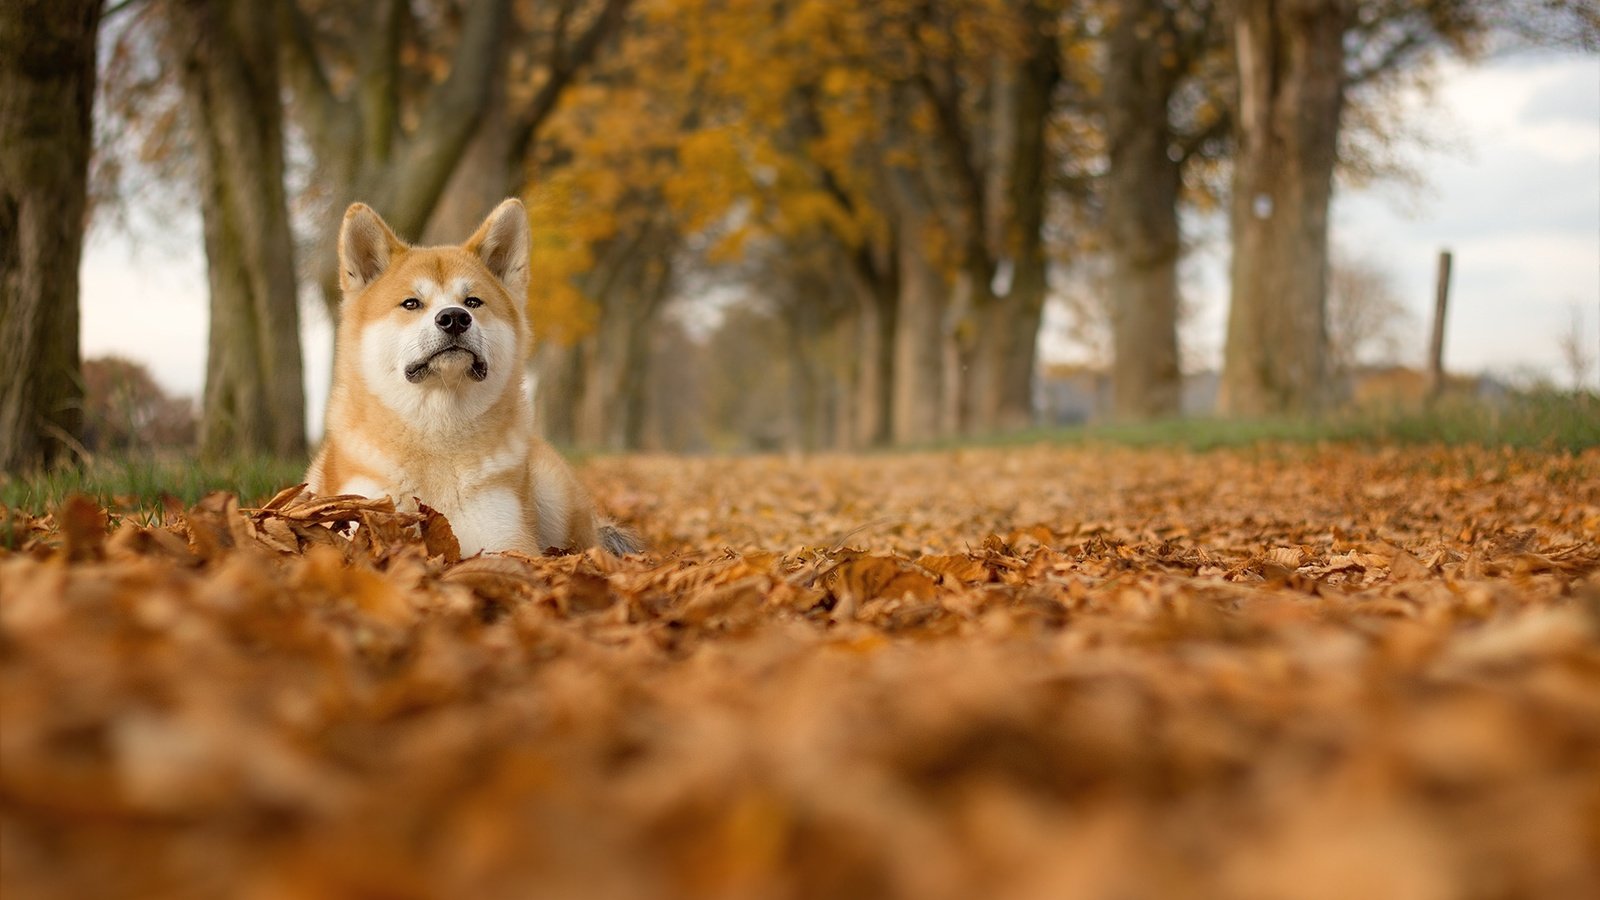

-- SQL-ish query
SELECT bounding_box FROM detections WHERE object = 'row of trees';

[531,0,1594,451]
[3,0,1596,468]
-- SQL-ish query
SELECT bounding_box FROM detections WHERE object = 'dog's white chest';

[335,477,530,556]
[439,487,529,556]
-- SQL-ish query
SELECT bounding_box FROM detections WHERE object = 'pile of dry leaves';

[3,444,1599,899]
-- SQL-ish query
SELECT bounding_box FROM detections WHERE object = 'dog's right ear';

[339,203,406,296]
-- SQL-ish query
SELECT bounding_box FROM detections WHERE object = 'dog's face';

[335,200,531,423]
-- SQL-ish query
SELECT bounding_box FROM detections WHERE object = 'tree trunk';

[871,286,897,447]
[575,338,612,449]
[954,274,995,433]
[616,255,671,450]
[170,0,307,459]
[420,72,518,245]
[842,246,896,449]
[891,247,947,446]
[282,0,515,318]
[993,272,1046,430]
[1105,0,1183,420]
[283,0,630,318]
[556,221,674,450]
[533,341,581,445]
[957,11,1056,436]
[941,276,974,437]
[0,0,99,472]
[1219,0,1347,417]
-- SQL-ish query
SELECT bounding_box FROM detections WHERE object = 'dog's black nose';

[435,307,473,335]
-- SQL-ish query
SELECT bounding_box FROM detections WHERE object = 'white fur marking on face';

[356,309,519,432]
[447,487,529,557]
[408,276,476,310]
[411,277,444,309]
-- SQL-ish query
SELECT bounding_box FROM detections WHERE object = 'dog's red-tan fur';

[306,199,633,556]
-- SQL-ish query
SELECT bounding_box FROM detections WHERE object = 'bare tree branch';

[357,0,406,166]
[904,3,991,283]
[377,0,513,234]
[277,0,343,151]
[510,0,635,160]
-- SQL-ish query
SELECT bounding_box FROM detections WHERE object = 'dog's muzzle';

[405,342,489,383]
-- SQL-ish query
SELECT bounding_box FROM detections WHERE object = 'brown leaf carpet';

[3,445,1599,899]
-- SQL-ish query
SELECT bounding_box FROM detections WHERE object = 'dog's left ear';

[465,198,531,299]
[340,203,407,296]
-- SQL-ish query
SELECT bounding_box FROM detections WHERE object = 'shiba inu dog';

[306,198,639,557]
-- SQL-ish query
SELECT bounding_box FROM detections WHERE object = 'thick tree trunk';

[421,73,518,245]
[603,257,671,451]
[934,280,972,438]
[848,302,879,448]
[556,222,673,450]
[993,270,1046,430]
[957,13,1055,436]
[991,22,1054,433]
[171,0,306,459]
[891,230,947,445]
[620,309,654,450]
[1105,0,1184,420]
[575,344,615,449]
[283,0,514,318]
[284,0,629,319]
[0,0,99,472]
[871,278,898,446]
[1219,0,1347,417]
[842,246,896,449]
[533,341,581,445]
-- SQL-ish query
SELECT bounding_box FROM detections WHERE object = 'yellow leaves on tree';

[526,174,603,346]
[520,0,947,322]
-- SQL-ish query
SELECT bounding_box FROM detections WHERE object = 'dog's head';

[336,199,531,419]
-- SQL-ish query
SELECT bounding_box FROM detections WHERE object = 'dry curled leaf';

[56,495,109,562]
[441,554,539,604]
[418,503,461,563]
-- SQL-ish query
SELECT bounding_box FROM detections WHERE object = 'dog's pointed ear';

[339,203,405,296]
[464,198,530,299]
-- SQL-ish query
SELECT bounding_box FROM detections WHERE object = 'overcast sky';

[80,51,1600,437]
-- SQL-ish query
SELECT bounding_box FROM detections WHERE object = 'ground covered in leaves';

[3,444,1599,899]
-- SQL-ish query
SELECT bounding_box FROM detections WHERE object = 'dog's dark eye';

[464,296,483,309]
[401,298,421,310]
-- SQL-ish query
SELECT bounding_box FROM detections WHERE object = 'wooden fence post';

[1425,250,1452,405]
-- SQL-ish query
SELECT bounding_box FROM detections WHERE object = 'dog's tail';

[599,522,644,557]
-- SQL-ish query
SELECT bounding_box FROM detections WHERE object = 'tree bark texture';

[169,0,307,459]
[887,170,947,445]
[420,71,517,245]
[0,0,100,472]
[282,0,632,318]
[557,222,672,450]
[1220,0,1347,417]
[422,0,633,245]
[869,270,899,447]
[282,0,514,316]
[930,5,1056,436]
[842,242,896,449]
[533,341,582,446]
[1104,0,1184,420]
[987,20,1056,433]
